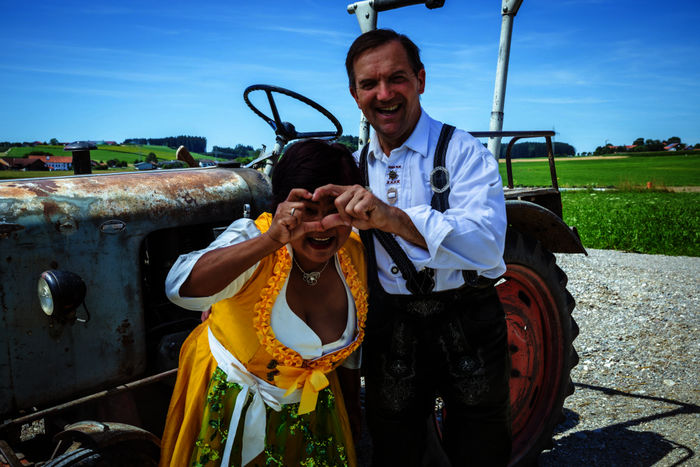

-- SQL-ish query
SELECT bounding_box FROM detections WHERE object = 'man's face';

[350,40,425,154]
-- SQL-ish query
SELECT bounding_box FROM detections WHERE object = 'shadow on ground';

[539,383,699,466]
[356,383,698,466]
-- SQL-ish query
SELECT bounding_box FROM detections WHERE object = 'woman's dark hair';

[271,139,362,212]
[345,28,424,90]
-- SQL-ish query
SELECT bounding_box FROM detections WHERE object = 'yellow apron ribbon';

[281,368,330,415]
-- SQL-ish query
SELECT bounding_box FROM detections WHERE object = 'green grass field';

[499,154,700,188]
[562,190,699,257]
[5,144,209,163]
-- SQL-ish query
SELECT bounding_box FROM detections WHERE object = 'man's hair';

[271,139,362,212]
[345,28,424,89]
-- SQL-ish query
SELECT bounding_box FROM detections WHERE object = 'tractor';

[0,1,584,465]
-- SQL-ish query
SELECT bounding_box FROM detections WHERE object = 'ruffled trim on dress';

[253,246,367,373]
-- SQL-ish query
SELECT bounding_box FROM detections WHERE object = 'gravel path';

[540,249,700,466]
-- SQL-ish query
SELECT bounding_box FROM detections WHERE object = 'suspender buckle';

[406,268,436,296]
[430,166,450,193]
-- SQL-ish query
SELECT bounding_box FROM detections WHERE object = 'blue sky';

[1,0,698,154]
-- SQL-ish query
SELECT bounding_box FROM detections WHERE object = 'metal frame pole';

[487,0,523,159]
[347,2,378,147]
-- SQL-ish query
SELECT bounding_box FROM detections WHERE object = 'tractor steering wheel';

[243,84,343,145]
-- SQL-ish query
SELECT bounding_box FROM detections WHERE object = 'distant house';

[664,142,680,151]
[625,145,636,150]
[198,159,217,168]
[5,158,48,171]
[104,141,118,146]
[28,155,73,171]
[0,158,11,170]
[134,162,157,171]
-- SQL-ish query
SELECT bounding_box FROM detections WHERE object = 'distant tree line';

[123,135,206,153]
[499,141,575,158]
[0,142,29,152]
[211,144,261,160]
[336,135,359,151]
[592,136,700,155]
[210,135,361,163]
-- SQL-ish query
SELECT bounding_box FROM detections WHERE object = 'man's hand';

[313,184,428,249]
[313,184,392,231]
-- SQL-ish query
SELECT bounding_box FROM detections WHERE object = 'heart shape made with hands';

[302,194,350,231]
[312,184,379,231]
[302,190,351,231]
[280,192,348,234]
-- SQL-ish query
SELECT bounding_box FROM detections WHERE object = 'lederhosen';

[359,125,512,466]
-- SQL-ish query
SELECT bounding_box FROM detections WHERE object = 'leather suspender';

[430,124,455,212]
[359,124,458,295]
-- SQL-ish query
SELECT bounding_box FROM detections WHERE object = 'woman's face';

[289,195,352,269]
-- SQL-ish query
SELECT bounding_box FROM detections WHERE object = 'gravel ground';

[539,249,700,466]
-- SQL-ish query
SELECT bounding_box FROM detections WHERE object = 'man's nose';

[376,80,393,101]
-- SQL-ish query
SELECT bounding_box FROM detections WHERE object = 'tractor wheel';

[44,436,159,467]
[497,228,579,466]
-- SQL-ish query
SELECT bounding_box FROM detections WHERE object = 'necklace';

[292,256,329,286]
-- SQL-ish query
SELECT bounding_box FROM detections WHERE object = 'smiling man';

[315,29,512,465]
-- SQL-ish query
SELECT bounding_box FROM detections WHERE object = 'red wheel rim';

[496,263,565,462]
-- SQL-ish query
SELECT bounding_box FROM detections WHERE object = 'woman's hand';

[266,189,324,245]
[179,189,330,298]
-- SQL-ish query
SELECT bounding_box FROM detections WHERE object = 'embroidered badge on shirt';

[386,165,401,204]
[387,186,398,204]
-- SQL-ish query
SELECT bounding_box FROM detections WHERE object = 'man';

[314,29,511,465]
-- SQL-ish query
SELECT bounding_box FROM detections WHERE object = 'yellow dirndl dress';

[159,214,367,467]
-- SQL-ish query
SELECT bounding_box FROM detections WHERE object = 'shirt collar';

[369,108,430,160]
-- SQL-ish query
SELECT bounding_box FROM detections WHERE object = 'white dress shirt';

[165,218,360,368]
[359,108,507,294]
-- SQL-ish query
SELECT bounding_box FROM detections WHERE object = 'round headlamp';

[37,270,87,318]
[37,275,55,315]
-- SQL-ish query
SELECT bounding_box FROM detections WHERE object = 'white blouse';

[271,255,358,366]
[165,218,360,369]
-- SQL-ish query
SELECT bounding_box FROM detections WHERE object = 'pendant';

[302,271,321,286]
[293,257,328,286]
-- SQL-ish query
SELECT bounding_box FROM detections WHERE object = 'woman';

[159,139,367,466]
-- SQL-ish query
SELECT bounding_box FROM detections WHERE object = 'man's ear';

[349,86,360,107]
[417,69,426,95]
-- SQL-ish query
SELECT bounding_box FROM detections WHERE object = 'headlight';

[37,276,54,316]
[37,270,87,320]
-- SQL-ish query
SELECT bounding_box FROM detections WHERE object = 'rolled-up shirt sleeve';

[165,218,261,311]
[398,135,507,277]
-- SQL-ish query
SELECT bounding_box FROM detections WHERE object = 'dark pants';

[363,285,512,467]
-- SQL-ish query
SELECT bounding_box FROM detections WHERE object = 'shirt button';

[390,265,400,275]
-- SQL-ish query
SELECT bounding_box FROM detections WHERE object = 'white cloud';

[259,26,355,41]
[516,97,609,105]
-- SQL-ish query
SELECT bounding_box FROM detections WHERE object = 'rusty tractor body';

[0,167,272,464]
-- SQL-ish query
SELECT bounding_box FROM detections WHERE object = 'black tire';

[44,448,104,467]
[45,440,159,467]
[497,228,579,466]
